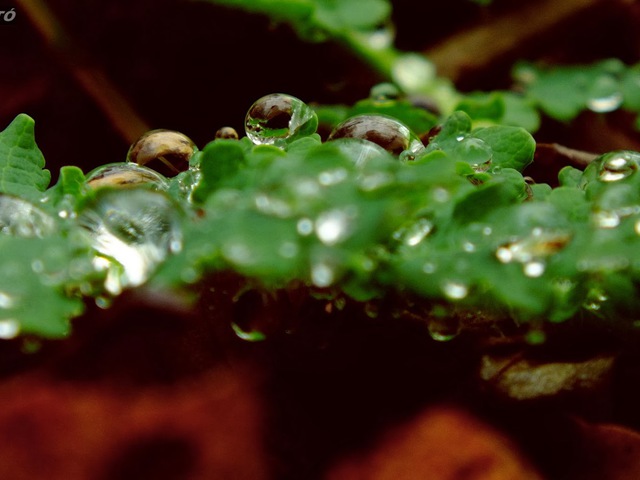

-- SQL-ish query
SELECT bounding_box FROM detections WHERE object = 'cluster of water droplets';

[495,228,571,278]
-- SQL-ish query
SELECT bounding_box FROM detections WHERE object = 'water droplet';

[597,151,639,182]
[231,322,267,342]
[318,168,348,186]
[391,53,435,93]
[442,281,468,300]
[245,93,317,146]
[422,262,437,274]
[254,194,293,218]
[427,316,460,342]
[330,138,393,170]
[523,261,545,278]
[127,129,196,176]
[0,291,16,309]
[586,75,622,113]
[311,260,336,287]
[369,83,401,103]
[394,218,433,246]
[359,171,395,191]
[496,228,570,277]
[0,195,56,238]
[31,259,44,273]
[315,208,356,246]
[327,114,423,157]
[453,137,492,172]
[95,296,112,309]
[593,210,620,229]
[215,126,239,140]
[359,23,395,50]
[0,319,19,339]
[222,242,253,266]
[432,187,451,203]
[86,163,169,190]
[78,189,182,290]
[297,218,314,236]
[462,241,476,253]
[278,241,299,258]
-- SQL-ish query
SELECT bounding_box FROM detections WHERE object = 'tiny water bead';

[315,207,357,246]
[78,189,183,293]
[245,93,318,147]
[596,151,640,182]
[127,129,196,176]
[586,74,623,113]
[86,163,169,191]
[392,218,433,247]
[327,114,424,157]
[0,195,56,237]
[215,126,239,140]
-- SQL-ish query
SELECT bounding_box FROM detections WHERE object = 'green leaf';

[472,125,535,171]
[455,92,505,123]
[0,236,90,338]
[313,0,391,32]
[0,114,51,201]
[191,140,247,204]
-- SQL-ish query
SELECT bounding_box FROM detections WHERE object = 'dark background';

[1,0,640,179]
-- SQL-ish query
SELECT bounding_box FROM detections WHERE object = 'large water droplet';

[127,129,196,176]
[329,138,392,169]
[586,75,623,113]
[597,151,639,182]
[78,189,182,293]
[327,114,423,157]
[86,163,169,190]
[0,195,56,237]
[453,136,492,172]
[245,93,317,146]
[311,259,337,287]
[315,208,356,246]
[391,53,435,93]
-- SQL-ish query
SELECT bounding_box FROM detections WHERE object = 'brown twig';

[16,0,149,144]
[425,0,606,82]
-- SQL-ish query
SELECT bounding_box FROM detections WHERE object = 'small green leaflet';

[0,114,51,201]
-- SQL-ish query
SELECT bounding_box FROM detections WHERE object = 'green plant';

[0,83,639,343]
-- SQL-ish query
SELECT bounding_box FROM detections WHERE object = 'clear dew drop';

[244,93,317,147]
[593,210,620,229]
[315,208,356,246]
[329,138,392,169]
[453,137,492,172]
[327,114,424,157]
[78,189,182,291]
[0,319,20,340]
[394,218,433,246]
[442,281,469,300]
[311,260,336,288]
[297,218,314,236]
[427,316,460,342]
[231,322,267,342]
[495,228,570,276]
[597,151,639,182]
[318,168,348,186]
[0,195,56,238]
[86,162,169,190]
[127,129,196,177]
[391,53,436,93]
[586,75,623,113]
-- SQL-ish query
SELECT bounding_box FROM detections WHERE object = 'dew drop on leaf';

[296,217,314,236]
[442,281,469,300]
[427,316,460,342]
[215,126,239,140]
[391,53,435,93]
[0,319,20,339]
[245,93,317,146]
[78,189,183,292]
[597,151,639,182]
[315,208,356,246]
[393,218,433,246]
[127,129,196,176]
[0,195,55,238]
[327,114,423,157]
[86,163,169,190]
[586,74,623,113]
[496,228,570,277]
